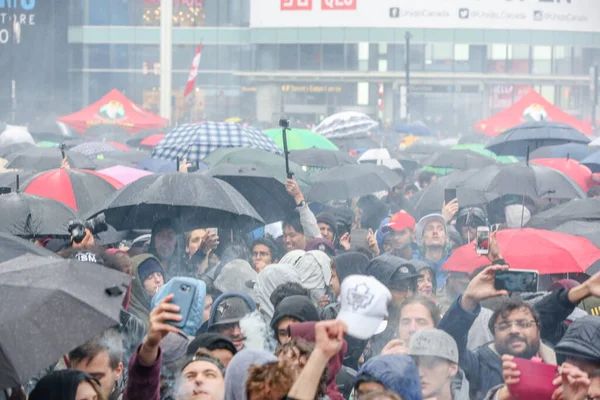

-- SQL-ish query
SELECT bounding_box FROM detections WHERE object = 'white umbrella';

[0,125,34,147]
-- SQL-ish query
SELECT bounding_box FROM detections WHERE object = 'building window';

[508,45,530,73]
[553,46,572,75]
[322,44,345,71]
[532,46,552,75]
[357,82,369,105]
[358,42,369,72]
[300,44,321,71]
[280,45,299,70]
[488,44,507,73]
[425,43,453,72]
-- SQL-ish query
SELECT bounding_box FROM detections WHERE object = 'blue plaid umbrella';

[314,112,379,139]
[152,122,282,163]
[70,142,121,156]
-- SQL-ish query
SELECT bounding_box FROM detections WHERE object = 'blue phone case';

[167,278,196,328]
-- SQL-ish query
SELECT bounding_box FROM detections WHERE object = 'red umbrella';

[107,141,131,152]
[141,134,165,147]
[23,169,124,214]
[531,158,595,192]
[443,228,600,275]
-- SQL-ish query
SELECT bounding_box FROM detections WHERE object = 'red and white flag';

[183,42,203,98]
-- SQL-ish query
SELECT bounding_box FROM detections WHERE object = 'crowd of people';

[3,155,600,400]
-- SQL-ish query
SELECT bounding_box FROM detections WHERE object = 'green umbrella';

[264,128,338,151]
[202,147,311,187]
[452,144,518,164]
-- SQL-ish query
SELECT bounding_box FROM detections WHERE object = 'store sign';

[0,0,35,45]
[281,84,342,93]
[252,0,598,32]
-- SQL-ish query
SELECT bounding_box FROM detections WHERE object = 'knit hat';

[137,257,164,283]
[270,295,320,332]
[305,237,336,257]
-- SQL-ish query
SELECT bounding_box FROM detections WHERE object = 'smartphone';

[209,227,219,237]
[511,358,558,400]
[165,278,197,328]
[444,188,457,205]
[350,228,369,250]
[476,226,490,255]
[494,269,539,292]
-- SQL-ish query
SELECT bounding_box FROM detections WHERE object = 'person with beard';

[415,214,452,288]
[207,293,256,351]
[438,264,600,399]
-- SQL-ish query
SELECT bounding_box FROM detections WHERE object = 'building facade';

[5,0,600,131]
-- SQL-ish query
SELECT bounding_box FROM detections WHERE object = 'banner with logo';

[251,0,599,32]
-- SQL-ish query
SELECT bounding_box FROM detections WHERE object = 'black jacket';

[555,315,600,362]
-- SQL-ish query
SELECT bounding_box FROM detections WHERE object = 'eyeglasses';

[495,319,537,332]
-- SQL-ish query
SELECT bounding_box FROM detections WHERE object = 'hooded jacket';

[129,253,167,327]
[333,252,369,284]
[207,292,257,331]
[224,349,277,400]
[281,250,332,303]
[316,212,339,242]
[29,370,96,400]
[254,264,301,319]
[213,259,258,302]
[366,253,409,287]
[355,355,423,400]
[151,277,206,337]
[290,321,346,400]
[555,315,600,362]
[270,295,320,336]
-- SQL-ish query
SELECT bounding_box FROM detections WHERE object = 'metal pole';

[160,0,173,122]
[592,65,599,134]
[405,32,412,123]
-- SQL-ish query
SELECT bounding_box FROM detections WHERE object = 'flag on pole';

[183,42,203,99]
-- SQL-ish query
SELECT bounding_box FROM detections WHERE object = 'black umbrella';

[97,150,150,164]
[0,233,60,263]
[0,171,33,192]
[28,121,75,140]
[289,148,357,168]
[553,221,600,248]
[203,164,296,224]
[0,142,35,159]
[306,164,402,202]
[526,198,600,230]
[330,136,380,151]
[485,121,590,157]
[0,255,129,389]
[0,193,78,237]
[409,169,500,219]
[5,147,97,172]
[456,162,585,201]
[530,143,594,161]
[422,149,496,170]
[581,151,600,173]
[87,173,264,231]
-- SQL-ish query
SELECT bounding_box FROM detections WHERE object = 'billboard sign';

[251,0,599,32]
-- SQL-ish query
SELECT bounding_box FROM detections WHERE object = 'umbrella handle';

[279,118,293,179]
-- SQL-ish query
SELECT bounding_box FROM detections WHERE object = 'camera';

[279,118,290,129]
[68,213,108,244]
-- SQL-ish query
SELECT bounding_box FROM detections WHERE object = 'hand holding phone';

[163,279,197,328]
[476,226,490,255]
[444,188,457,205]
[494,269,539,292]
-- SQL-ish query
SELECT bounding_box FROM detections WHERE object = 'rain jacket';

[207,292,257,331]
[270,295,320,336]
[298,202,321,242]
[333,252,369,284]
[290,321,346,400]
[151,277,207,337]
[355,354,423,400]
[213,259,257,302]
[415,248,451,289]
[437,289,576,399]
[254,264,301,319]
[280,250,332,303]
[224,349,277,400]
[555,315,600,361]
[129,254,167,327]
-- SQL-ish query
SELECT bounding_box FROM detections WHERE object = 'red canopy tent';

[58,89,168,134]
[474,89,593,137]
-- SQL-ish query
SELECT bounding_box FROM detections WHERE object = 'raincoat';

[213,259,258,302]
[355,354,423,400]
[223,349,277,400]
[290,321,346,400]
[151,277,207,337]
[438,289,576,399]
[254,264,301,319]
[207,292,257,331]
[280,250,332,303]
[270,295,320,336]
[129,254,167,327]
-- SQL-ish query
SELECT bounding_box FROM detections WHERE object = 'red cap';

[387,211,416,232]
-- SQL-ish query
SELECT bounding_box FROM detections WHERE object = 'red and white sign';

[281,0,312,10]
[184,42,203,98]
[322,0,356,10]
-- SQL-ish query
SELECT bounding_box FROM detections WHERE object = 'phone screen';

[444,188,457,204]
[350,228,369,250]
[494,270,539,292]
[476,228,489,254]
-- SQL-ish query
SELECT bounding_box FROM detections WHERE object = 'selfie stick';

[279,118,293,179]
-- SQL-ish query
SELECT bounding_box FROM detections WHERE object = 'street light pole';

[405,31,412,123]
[160,0,173,122]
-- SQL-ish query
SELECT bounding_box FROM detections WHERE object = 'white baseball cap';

[336,275,392,340]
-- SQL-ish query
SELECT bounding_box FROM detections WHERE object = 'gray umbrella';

[0,193,79,237]
[6,147,97,172]
[485,121,590,157]
[0,233,60,263]
[288,148,357,168]
[87,172,264,231]
[0,255,130,389]
[553,221,600,248]
[306,164,403,202]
